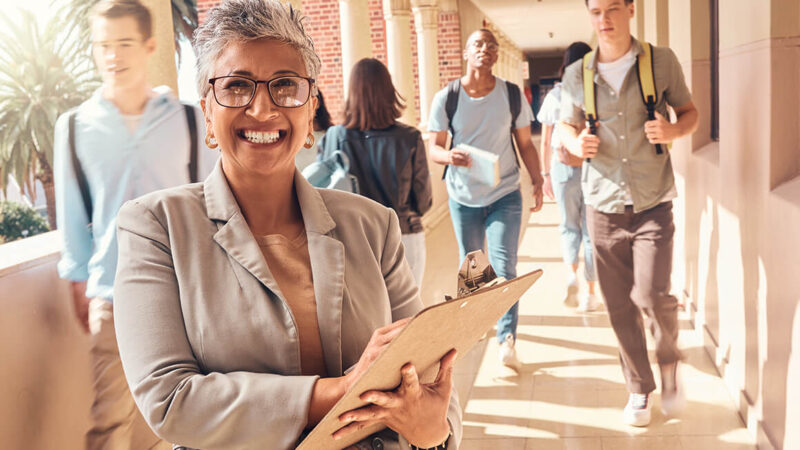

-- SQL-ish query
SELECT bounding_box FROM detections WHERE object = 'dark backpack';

[441,78,522,179]
[67,104,199,227]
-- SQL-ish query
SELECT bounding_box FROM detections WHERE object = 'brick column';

[411,0,439,128]
[339,0,372,98]
[141,0,178,93]
[383,0,417,125]
[436,0,462,86]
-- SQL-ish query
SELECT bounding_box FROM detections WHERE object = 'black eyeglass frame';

[208,75,316,109]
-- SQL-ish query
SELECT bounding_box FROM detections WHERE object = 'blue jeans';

[448,190,522,342]
[551,160,595,282]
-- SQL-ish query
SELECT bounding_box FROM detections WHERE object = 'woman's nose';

[247,85,280,119]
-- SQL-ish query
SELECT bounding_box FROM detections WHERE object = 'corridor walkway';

[420,198,756,449]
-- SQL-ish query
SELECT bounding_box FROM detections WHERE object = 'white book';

[458,143,500,187]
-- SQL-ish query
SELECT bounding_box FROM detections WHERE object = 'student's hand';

[334,349,457,448]
[575,128,600,159]
[530,179,544,213]
[542,175,554,201]
[70,281,91,334]
[645,111,677,144]
[342,318,411,394]
[448,147,472,168]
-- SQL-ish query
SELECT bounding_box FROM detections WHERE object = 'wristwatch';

[541,172,550,177]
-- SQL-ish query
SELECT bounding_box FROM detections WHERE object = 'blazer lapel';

[204,161,284,298]
[296,171,345,376]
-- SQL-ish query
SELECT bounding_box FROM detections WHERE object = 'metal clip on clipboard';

[445,250,506,301]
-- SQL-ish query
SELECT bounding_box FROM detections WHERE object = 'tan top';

[256,231,328,377]
[560,38,693,214]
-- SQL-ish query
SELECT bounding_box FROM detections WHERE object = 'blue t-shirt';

[428,78,534,207]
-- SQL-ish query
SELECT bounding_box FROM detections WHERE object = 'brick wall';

[195,0,465,124]
[368,0,386,65]
[437,10,463,88]
[299,0,345,124]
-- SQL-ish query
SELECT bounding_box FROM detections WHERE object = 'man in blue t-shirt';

[428,28,544,370]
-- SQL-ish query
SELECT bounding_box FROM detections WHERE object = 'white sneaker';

[577,293,601,312]
[564,273,579,307]
[499,334,521,371]
[660,362,686,417]
[623,393,652,427]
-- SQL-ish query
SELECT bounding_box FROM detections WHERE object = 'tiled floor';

[420,199,755,450]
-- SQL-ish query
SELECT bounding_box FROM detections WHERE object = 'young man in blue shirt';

[53,1,216,448]
[427,28,544,371]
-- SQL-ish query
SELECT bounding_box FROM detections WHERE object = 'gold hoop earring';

[304,133,315,149]
[205,134,218,149]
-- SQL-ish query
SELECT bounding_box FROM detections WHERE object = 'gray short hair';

[193,0,321,98]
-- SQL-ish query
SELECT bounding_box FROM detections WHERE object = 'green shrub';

[0,201,50,244]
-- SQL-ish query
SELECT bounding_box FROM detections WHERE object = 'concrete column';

[412,0,439,127]
[339,0,372,97]
[383,0,417,125]
[141,0,178,93]
[500,38,509,80]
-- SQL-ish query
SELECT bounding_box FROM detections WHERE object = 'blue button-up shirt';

[54,86,217,301]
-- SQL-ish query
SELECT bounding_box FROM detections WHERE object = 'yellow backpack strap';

[636,41,668,153]
[582,51,597,133]
[582,51,597,162]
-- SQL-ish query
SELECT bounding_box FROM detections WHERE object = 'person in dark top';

[319,58,432,286]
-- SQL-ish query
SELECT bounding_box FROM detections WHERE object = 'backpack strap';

[184,104,199,183]
[68,109,93,227]
[441,79,461,179]
[505,80,522,167]
[635,41,666,154]
[444,78,461,150]
[582,51,598,164]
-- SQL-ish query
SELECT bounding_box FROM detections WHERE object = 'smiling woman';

[110,0,462,449]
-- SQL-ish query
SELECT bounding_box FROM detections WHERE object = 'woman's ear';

[200,98,214,138]
[308,95,319,131]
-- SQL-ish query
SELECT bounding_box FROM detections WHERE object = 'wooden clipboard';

[297,269,543,449]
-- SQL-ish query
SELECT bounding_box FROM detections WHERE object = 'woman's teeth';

[243,130,280,144]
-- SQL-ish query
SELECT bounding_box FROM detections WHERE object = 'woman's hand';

[333,349,457,448]
[342,318,411,393]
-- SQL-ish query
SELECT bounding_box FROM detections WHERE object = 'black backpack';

[441,78,522,179]
[67,104,199,227]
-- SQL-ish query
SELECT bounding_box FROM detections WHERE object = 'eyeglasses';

[208,75,315,108]
[470,39,499,52]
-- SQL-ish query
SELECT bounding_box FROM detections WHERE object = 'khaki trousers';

[587,202,684,394]
[87,298,170,450]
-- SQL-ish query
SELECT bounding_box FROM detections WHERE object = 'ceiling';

[469,0,595,56]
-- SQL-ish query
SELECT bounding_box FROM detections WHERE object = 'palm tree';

[0,7,100,229]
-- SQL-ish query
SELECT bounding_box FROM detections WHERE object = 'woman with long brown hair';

[319,58,432,286]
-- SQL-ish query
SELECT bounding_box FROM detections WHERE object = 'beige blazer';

[113,161,461,450]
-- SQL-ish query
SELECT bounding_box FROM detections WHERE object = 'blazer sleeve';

[378,207,463,449]
[410,132,433,217]
[114,200,318,449]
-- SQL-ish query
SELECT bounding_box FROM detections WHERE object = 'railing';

[0,231,91,449]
